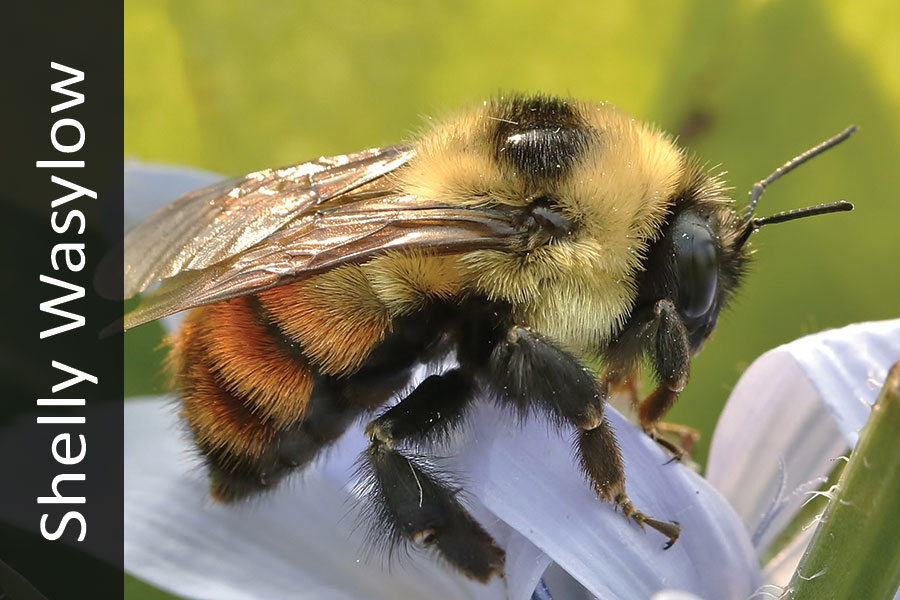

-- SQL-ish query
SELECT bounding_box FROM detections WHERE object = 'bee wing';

[124,160,528,331]
[123,145,416,299]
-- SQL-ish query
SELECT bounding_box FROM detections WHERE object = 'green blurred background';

[124,1,899,597]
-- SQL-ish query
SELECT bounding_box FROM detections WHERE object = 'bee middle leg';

[484,325,681,548]
[359,368,505,582]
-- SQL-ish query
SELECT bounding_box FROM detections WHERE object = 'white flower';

[122,163,900,600]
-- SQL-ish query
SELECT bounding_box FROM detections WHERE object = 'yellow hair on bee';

[566,104,683,247]
[395,104,526,208]
[364,250,465,316]
[450,103,684,352]
[457,249,548,304]
[523,241,639,352]
[258,266,390,376]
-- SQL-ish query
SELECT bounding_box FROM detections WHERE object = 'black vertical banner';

[2,4,124,599]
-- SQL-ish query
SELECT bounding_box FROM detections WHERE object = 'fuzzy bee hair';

[396,96,693,353]
[125,93,854,581]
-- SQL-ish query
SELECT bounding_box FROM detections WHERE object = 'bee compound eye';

[671,213,719,320]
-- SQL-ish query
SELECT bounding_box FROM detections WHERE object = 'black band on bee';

[246,294,306,359]
[488,95,594,182]
[205,372,395,503]
[204,447,282,503]
[202,308,443,504]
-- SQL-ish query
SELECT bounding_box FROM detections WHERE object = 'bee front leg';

[359,368,505,582]
[638,299,691,459]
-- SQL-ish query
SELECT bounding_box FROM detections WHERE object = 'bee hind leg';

[358,368,505,582]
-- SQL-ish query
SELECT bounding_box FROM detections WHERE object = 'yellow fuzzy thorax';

[375,100,685,354]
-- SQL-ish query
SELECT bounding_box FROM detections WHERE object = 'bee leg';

[275,378,368,465]
[610,370,643,409]
[655,422,701,455]
[637,387,685,460]
[638,299,691,459]
[359,369,505,582]
[486,325,680,548]
[578,417,681,548]
[602,298,694,457]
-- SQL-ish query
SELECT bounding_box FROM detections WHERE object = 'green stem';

[785,360,900,600]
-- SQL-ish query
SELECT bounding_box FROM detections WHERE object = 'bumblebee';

[124,94,854,581]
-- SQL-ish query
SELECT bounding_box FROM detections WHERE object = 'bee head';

[633,125,857,353]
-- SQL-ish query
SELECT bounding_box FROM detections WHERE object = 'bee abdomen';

[171,299,321,501]
[187,295,316,429]
[178,353,279,468]
[169,268,395,500]
[256,272,391,376]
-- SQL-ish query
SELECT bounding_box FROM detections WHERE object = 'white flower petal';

[125,396,510,600]
[124,161,222,231]
[650,591,704,600]
[706,357,844,554]
[759,528,811,593]
[784,320,900,446]
[126,393,759,600]
[457,404,759,600]
[500,532,552,600]
[707,320,900,568]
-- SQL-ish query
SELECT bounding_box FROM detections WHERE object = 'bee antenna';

[742,125,858,225]
[737,200,854,247]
